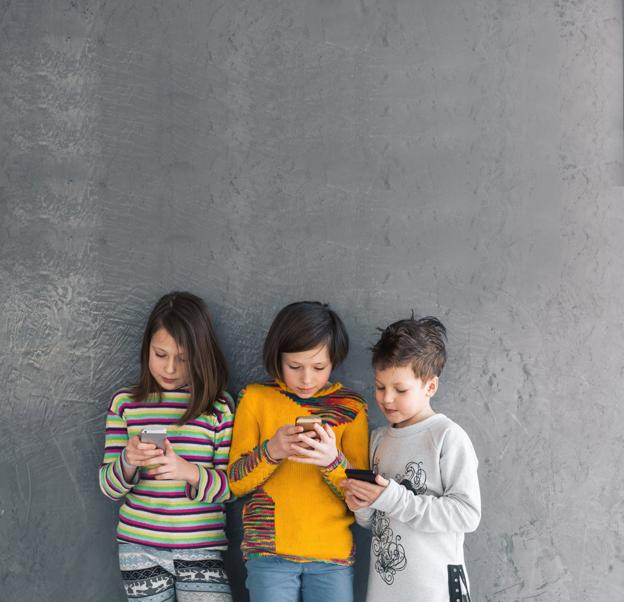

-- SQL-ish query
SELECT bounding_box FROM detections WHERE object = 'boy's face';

[374,364,438,428]
[281,344,332,398]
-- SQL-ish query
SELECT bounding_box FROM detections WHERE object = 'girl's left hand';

[289,423,338,467]
[146,440,199,486]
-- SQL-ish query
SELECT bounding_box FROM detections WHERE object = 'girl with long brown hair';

[99,292,233,601]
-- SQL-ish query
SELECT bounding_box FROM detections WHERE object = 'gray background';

[1,1,622,600]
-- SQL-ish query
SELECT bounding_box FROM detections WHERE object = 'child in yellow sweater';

[227,301,369,602]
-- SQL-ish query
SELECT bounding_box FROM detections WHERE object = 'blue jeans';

[245,556,353,602]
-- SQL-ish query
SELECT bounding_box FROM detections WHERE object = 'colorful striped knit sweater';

[99,389,233,549]
[227,380,369,565]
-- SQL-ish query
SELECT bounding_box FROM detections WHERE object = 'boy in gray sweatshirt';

[343,317,480,602]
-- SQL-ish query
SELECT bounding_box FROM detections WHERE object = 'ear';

[425,376,439,397]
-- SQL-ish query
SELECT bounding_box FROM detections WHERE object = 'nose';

[382,390,394,405]
[164,357,176,374]
[301,368,313,385]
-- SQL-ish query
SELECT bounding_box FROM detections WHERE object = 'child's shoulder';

[429,413,471,435]
[212,390,235,417]
[236,380,278,404]
[107,388,135,413]
[332,384,368,412]
[427,414,476,453]
[241,380,275,394]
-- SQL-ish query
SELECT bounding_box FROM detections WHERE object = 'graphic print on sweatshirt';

[397,461,427,495]
[372,458,428,585]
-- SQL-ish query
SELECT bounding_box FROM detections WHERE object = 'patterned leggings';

[119,543,232,602]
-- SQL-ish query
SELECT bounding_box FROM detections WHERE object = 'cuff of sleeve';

[261,440,281,465]
[321,450,348,473]
[118,450,139,487]
[370,478,399,512]
[185,465,208,501]
[354,506,375,525]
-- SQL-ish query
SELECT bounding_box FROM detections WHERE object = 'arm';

[353,505,375,528]
[350,426,382,527]
[320,406,369,499]
[289,404,370,499]
[98,396,138,500]
[227,392,281,497]
[185,395,234,503]
[371,427,481,533]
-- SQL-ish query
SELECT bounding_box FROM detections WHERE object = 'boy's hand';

[341,474,389,509]
[145,440,200,486]
[345,491,368,511]
[288,424,338,467]
[267,425,305,460]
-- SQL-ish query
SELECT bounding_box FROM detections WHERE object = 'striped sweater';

[99,389,233,549]
[227,380,369,565]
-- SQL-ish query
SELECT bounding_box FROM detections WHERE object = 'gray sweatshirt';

[355,413,481,602]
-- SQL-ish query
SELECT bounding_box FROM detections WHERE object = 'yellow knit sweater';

[228,380,369,564]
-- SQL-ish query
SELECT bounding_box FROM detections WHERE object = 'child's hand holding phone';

[342,472,389,511]
[266,424,307,461]
[289,422,338,467]
[121,431,165,482]
[294,416,322,450]
[144,439,199,486]
[124,433,165,467]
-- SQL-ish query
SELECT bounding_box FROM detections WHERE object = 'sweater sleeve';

[186,393,234,504]
[227,389,282,497]
[320,403,369,499]
[370,425,481,533]
[98,393,138,500]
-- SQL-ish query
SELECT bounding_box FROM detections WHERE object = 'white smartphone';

[140,427,167,450]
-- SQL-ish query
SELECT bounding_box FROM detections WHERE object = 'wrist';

[370,478,393,510]
[263,440,282,464]
[121,448,135,468]
[186,462,200,487]
[323,453,342,471]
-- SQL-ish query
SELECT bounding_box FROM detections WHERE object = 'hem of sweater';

[245,550,354,567]
[116,534,228,550]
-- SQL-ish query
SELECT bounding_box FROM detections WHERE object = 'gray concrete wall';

[1,1,622,600]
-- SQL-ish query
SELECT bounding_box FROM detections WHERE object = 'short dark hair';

[130,291,229,425]
[371,316,447,381]
[263,301,349,379]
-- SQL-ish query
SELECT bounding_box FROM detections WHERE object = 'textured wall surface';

[1,1,622,600]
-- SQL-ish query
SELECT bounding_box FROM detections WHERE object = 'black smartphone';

[345,468,378,483]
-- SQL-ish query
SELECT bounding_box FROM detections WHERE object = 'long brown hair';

[130,292,229,425]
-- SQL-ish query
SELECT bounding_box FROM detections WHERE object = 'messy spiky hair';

[371,315,447,381]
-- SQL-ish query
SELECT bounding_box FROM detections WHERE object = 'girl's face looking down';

[149,328,189,390]
[281,344,332,398]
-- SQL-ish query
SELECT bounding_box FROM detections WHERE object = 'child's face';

[281,344,332,398]
[148,328,189,390]
[374,364,438,428]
